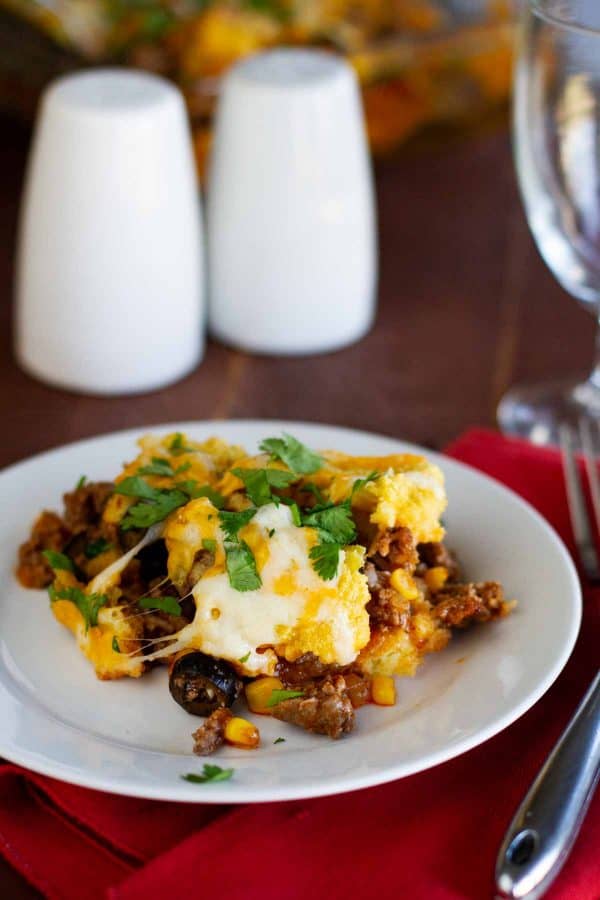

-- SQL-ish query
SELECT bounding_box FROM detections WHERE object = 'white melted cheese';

[87,523,163,595]
[151,503,366,676]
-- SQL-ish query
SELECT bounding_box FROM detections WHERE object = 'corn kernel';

[224,716,260,749]
[424,566,449,592]
[371,675,396,706]
[245,676,283,714]
[390,568,419,600]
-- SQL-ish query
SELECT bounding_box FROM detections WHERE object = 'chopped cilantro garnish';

[138,596,182,616]
[273,737,286,744]
[219,508,257,541]
[281,498,302,527]
[202,538,217,553]
[115,477,188,530]
[302,501,356,545]
[138,458,191,479]
[75,475,87,490]
[121,492,187,530]
[114,475,158,500]
[84,538,112,559]
[181,765,234,784]
[169,433,196,456]
[351,472,380,497]
[267,689,305,707]
[238,651,251,663]
[309,542,342,581]
[268,528,276,538]
[138,457,176,477]
[259,434,322,475]
[224,541,262,592]
[112,636,120,653]
[232,467,296,507]
[42,550,74,572]
[51,586,107,633]
[177,481,225,508]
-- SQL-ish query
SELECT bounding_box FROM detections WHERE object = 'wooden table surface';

[0,114,593,898]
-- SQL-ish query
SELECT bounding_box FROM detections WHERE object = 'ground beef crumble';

[16,511,72,588]
[433,581,508,627]
[270,674,355,739]
[369,526,418,571]
[16,482,115,589]
[192,708,232,755]
[62,482,114,533]
[364,561,411,628]
[417,541,460,581]
[277,652,341,685]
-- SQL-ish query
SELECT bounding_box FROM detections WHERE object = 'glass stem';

[589,310,600,392]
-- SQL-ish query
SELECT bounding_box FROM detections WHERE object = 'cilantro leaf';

[138,596,182,616]
[51,586,107,633]
[351,471,380,497]
[116,477,189,530]
[177,481,225,508]
[259,434,322,475]
[138,457,176,477]
[114,476,160,501]
[281,498,302,526]
[121,491,188,530]
[181,765,234,784]
[169,433,196,456]
[112,636,120,653]
[84,538,112,559]
[267,689,305,707]
[219,508,257,541]
[202,538,217,553]
[309,542,342,581]
[232,467,296,507]
[42,550,74,572]
[302,502,356,545]
[75,475,87,490]
[224,541,262,592]
[274,737,286,744]
[238,651,251,663]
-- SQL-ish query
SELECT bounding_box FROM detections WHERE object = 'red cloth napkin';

[1,428,598,900]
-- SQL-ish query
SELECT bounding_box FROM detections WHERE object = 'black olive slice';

[169,651,242,717]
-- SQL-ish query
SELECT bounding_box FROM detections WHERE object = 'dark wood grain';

[0,113,593,898]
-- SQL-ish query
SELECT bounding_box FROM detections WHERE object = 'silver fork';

[494,418,600,900]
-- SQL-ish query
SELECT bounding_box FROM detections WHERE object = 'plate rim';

[0,419,582,803]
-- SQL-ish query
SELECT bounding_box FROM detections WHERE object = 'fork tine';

[560,423,600,583]
[579,417,600,535]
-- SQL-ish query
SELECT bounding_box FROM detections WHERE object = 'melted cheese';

[48,436,448,682]
[156,503,371,676]
[51,593,145,679]
[103,432,244,525]
[164,497,224,586]
[309,451,447,543]
[215,449,447,544]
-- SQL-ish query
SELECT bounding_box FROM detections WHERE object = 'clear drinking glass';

[498,0,600,444]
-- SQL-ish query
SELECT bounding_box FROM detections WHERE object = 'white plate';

[0,421,581,803]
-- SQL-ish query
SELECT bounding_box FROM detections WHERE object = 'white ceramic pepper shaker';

[15,69,205,395]
[206,48,377,356]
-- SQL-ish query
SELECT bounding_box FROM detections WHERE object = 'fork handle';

[495,670,600,900]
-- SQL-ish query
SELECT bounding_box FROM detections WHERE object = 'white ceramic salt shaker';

[15,69,205,395]
[207,49,377,356]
